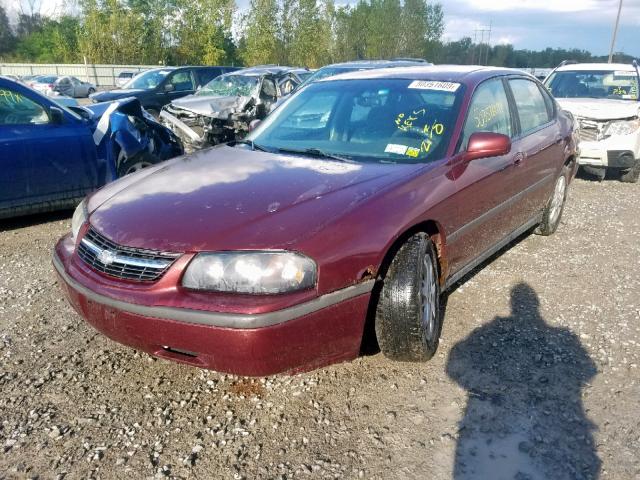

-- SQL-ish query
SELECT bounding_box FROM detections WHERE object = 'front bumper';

[53,237,372,376]
[578,135,640,168]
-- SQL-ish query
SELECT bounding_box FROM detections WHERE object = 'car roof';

[320,65,527,84]
[320,59,432,69]
[556,63,636,72]
[227,65,303,76]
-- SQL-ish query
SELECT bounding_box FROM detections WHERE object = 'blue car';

[0,78,183,220]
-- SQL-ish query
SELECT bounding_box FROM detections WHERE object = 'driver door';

[0,85,98,213]
[448,77,524,274]
[258,78,278,117]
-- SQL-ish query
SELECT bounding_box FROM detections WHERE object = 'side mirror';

[248,119,262,132]
[463,132,511,162]
[163,83,175,92]
[49,106,64,125]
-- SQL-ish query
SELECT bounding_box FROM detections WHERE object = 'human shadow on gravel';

[446,283,600,480]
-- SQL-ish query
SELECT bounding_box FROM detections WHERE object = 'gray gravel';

[1,177,639,479]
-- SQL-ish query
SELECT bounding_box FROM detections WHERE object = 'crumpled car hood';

[170,94,253,118]
[557,98,640,120]
[88,145,422,252]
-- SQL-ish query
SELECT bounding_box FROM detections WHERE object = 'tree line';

[0,0,634,68]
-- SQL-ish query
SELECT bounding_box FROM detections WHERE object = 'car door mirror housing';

[464,132,511,162]
[163,83,175,92]
[49,107,64,125]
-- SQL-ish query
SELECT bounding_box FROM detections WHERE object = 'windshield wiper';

[273,147,356,163]
[235,139,272,152]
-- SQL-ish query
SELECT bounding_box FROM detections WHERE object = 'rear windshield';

[546,70,639,100]
[247,78,464,164]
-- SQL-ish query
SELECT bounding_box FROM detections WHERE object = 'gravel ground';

[0,177,638,480]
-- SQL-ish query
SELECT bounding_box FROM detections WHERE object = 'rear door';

[506,77,562,219]
[448,77,523,273]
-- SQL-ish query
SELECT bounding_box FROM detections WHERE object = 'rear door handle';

[513,152,526,166]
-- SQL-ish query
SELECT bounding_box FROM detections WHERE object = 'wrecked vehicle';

[0,77,183,219]
[160,66,307,151]
[545,61,640,182]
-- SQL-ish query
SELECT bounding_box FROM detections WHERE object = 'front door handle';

[513,152,526,166]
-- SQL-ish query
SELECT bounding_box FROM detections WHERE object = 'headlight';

[182,251,317,294]
[71,199,88,243]
[605,118,640,137]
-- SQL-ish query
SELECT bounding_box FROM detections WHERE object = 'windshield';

[246,78,463,164]
[196,75,260,97]
[546,70,639,101]
[124,69,172,90]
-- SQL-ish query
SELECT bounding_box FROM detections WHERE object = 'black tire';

[88,88,95,96]
[620,162,640,183]
[536,166,570,236]
[375,233,442,362]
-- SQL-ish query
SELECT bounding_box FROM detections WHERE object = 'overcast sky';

[12,0,640,57]
[438,0,640,56]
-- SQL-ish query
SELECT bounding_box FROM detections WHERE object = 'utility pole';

[608,0,623,63]
[471,25,492,65]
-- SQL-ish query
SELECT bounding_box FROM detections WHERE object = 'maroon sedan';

[54,66,577,376]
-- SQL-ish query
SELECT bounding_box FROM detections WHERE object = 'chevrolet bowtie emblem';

[97,249,117,266]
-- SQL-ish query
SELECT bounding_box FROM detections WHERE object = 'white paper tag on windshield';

[385,144,408,155]
[408,80,460,92]
[614,71,635,77]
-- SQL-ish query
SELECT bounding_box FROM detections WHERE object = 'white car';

[544,62,640,182]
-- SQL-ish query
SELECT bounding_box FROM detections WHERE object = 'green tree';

[289,0,332,67]
[242,0,281,65]
[0,4,15,57]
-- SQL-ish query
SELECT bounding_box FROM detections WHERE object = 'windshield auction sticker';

[385,144,408,155]
[408,81,461,92]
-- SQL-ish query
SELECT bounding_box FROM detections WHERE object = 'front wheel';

[87,88,95,96]
[375,233,442,362]
[116,149,158,177]
[620,162,640,183]
[536,166,569,236]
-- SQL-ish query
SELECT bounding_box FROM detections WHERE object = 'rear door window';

[509,78,552,135]
[459,78,512,151]
[196,68,222,86]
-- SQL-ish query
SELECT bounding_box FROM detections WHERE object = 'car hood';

[556,98,640,120]
[90,89,148,101]
[88,145,422,252]
[170,94,253,117]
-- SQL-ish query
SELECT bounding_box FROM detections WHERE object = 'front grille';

[577,118,605,142]
[77,228,180,282]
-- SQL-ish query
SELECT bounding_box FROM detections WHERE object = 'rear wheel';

[536,166,569,236]
[375,233,442,362]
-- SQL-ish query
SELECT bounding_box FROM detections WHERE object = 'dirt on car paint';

[0,176,638,479]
